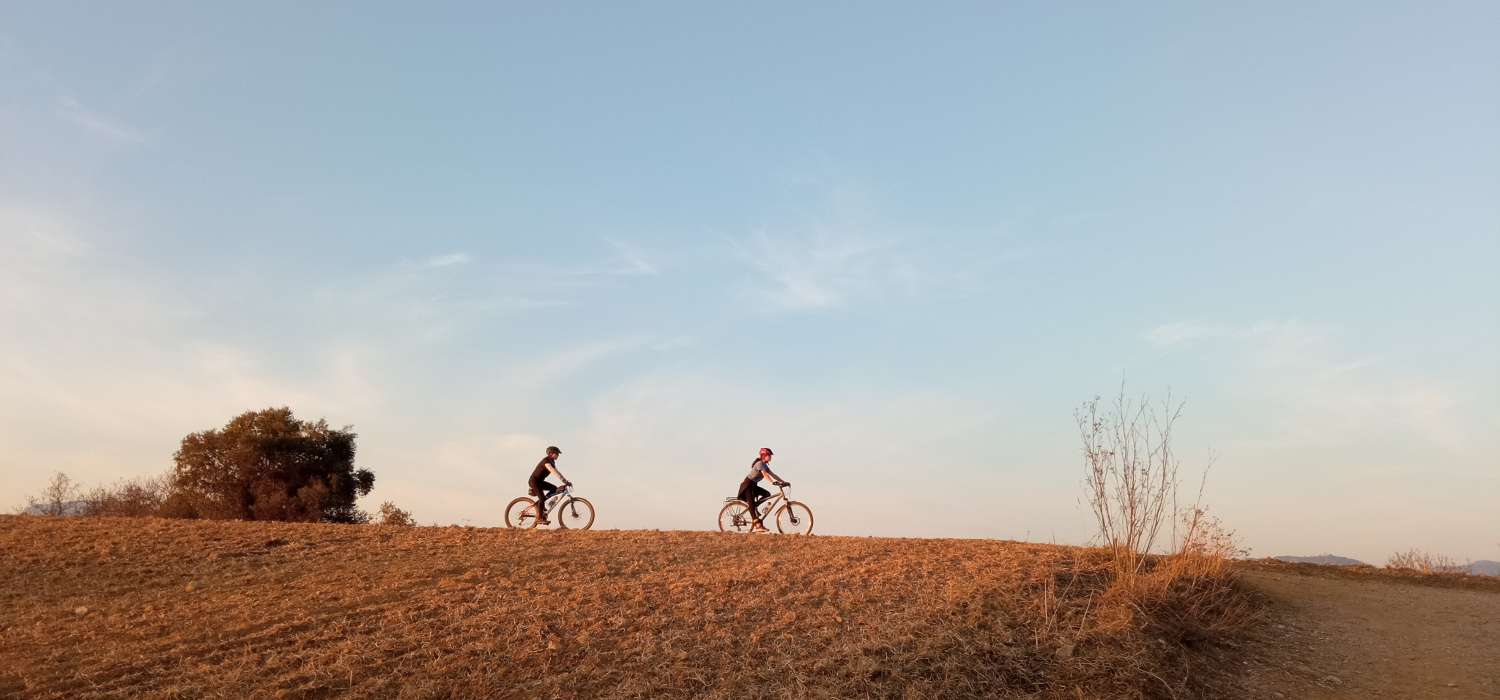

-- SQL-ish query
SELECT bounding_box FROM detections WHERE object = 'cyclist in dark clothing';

[738,447,788,533]
[529,446,570,525]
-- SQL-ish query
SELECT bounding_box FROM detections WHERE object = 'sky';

[1,2,1496,565]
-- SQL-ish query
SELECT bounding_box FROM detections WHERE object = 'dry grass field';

[1,515,1256,699]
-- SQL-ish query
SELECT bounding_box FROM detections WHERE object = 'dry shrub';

[19,471,83,515]
[1177,508,1244,562]
[1385,548,1461,573]
[82,474,170,517]
[376,501,416,526]
[1106,515,1258,646]
[1077,387,1257,659]
[1076,387,1184,577]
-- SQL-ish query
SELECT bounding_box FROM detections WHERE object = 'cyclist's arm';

[547,464,569,484]
[762,468,786,485]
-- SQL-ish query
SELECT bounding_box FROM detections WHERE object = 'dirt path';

[1232,566,1500,699]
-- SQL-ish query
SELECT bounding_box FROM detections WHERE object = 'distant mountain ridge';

[20,500,87,516]
[1275,554,1367,566]
[1466,560,1500,576]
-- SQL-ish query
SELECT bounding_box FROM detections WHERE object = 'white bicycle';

[718,483,813,535]
[505,483,595,530]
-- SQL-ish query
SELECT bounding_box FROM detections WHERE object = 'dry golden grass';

[0,516,1256,699]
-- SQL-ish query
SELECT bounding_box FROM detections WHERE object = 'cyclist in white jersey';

[737,447,788,533]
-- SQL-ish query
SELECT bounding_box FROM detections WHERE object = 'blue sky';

[2,2,1496,564]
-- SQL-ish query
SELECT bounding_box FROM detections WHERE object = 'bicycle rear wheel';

[718,500,753,533]
[556,497,595,530]
[775,501,814,535]
[505,497,539,529]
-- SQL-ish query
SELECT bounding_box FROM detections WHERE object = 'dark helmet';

[547,446,561,455]
[759,447,773,457]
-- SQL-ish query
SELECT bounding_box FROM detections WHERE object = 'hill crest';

[1,515,1254,699]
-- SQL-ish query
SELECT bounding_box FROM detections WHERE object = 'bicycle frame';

[540,484,573,511]
[735,486,787,521]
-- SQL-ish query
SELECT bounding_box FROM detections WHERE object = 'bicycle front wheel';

[775,501,814,535]
[556,497,595,530]
[718,500,753,533]
[505,497,539,529]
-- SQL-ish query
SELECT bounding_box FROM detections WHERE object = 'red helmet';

[759,447,774,457]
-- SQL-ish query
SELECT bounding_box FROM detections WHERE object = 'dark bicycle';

[505,483,595,530]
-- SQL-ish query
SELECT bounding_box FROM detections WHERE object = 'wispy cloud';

[0,209,85,313]
[320,242,665,344]
[1143,319,1331,351]
[1143,320,1223,347]
[736,226,902,311]
[502,336,651,388]
[0,206,390,503]
[425,253,471,268]
[603,238,658,276]
[1140,317,1498,564]
[729,187,937,312]
[56,98,151,146]
[543,238,661,278]
[1144,318,1470,453]
[312,262,558,346]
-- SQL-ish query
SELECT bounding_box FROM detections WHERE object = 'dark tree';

[168,407,374,523]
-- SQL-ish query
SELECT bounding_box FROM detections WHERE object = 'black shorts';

[530,478,557,498]
[738,478,770,515]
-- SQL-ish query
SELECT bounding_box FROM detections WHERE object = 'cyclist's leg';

[736,481,759,526]
[532,479,557,518]
[749,485,770,526]
[543,482,559,514]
